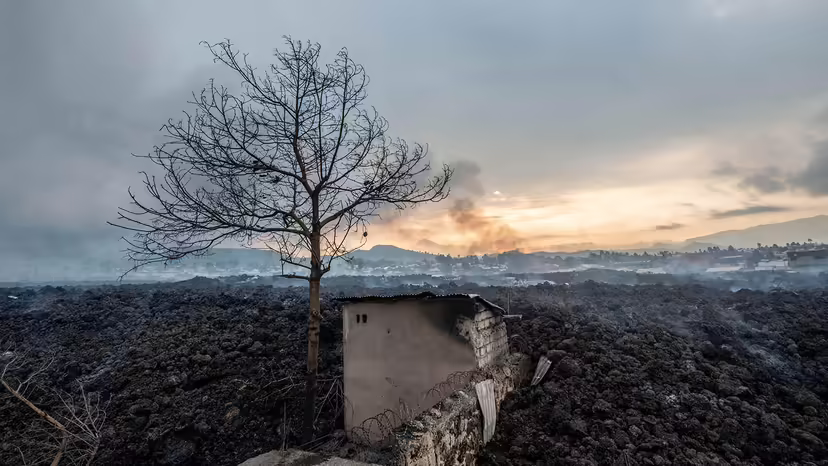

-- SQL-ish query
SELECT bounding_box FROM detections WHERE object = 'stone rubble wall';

[241,354,532,466]
[390,353,532,466]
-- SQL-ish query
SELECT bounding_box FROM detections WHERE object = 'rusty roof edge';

[334,291,437,302]
[462,293,506,314]
[334,292,505,314]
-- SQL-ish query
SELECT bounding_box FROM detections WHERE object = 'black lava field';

[0,278,826,465]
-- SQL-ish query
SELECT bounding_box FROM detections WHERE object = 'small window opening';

[356,314,361,323]
[361,314,368,324]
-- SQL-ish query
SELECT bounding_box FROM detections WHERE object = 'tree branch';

[111,37,452,279]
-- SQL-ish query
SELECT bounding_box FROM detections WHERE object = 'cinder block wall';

[458,307,509,368]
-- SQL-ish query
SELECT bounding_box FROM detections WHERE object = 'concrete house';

[787,249,828,271]
[337,292,509,439]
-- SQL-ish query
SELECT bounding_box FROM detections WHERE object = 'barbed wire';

[348,368,489,446]
[349,407,408,446]
[423,369,486,401]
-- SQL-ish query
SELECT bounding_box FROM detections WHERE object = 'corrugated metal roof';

[335,291,505,314]
[531,356,552,386]
[476,379,497,444]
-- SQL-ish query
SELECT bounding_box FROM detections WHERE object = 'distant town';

[6,240,827,285]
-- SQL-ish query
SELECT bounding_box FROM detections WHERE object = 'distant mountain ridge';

[684,215,828,248]
[350,244,435,263]
[201,215,828,263]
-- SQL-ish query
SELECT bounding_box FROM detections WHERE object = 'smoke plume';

[449,199,521,254]
[444,160,522,255]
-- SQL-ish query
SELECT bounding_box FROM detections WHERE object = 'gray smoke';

[721,137,828,197]
[444,161,523,254]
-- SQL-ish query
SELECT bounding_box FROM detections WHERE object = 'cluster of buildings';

[784,249,828,272]
[659,248,828,274]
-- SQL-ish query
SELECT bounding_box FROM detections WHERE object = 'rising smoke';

[449,199,522,255]
[445,161,523,255]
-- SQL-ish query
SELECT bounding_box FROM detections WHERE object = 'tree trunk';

[303,277,321,443]
[303,231,322,443]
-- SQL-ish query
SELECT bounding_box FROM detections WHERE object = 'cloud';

[0,1,229,266]
[655,223,685,231]
[0,2,150,259]
[711,162,739,177]
[710,205,791,219]
[726,137,828,196]
[737,166,788,194]
[3,0,828,276]
[817,106,828,125]
[789,139,828,195]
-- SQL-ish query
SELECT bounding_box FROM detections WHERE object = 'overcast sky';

[2,0,828,258]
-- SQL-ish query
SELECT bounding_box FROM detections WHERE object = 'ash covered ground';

[483,283,828,466]
[0,275,826,465]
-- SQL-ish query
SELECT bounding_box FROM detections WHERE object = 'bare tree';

[1,353,67,465]
[109,37,452,441]
[1,349,108,465]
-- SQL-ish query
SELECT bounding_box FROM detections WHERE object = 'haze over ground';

[2,0,828,262]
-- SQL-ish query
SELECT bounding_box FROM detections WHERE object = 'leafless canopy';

[110,37,452,279]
